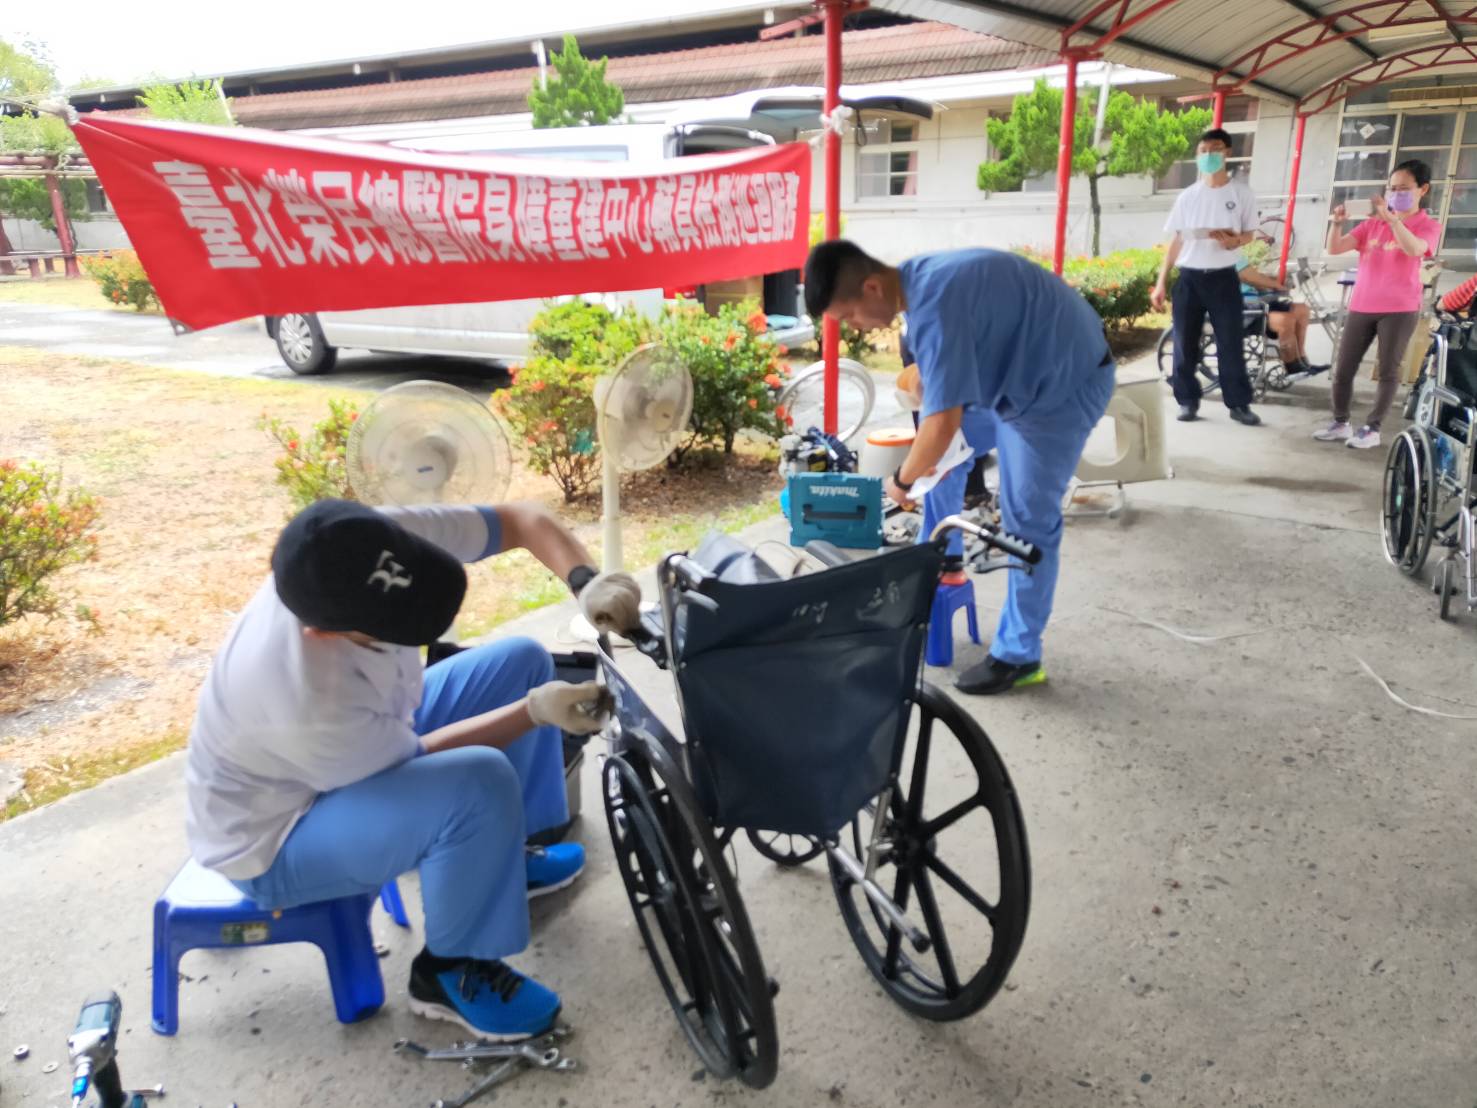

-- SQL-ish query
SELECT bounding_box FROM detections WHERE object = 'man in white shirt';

[184,498,640,1041]
[1151,128,1263,426]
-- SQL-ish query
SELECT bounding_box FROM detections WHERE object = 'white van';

[266,89,933,375]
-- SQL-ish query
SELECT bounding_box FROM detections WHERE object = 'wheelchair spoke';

[905,713,934,823]
[881,864,915,980]
[920,792,984,840]
[924,851,996,920]
[911,867,960,997]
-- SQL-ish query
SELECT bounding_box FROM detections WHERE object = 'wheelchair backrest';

[1436,321,1477,404]
[668,541,945,836]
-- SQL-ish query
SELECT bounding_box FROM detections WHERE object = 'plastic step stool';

[926,578,980,667]
[151,860,404,1035]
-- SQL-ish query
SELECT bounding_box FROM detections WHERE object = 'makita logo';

[812,485,860,498]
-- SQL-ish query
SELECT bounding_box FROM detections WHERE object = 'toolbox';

[785,472,884,549]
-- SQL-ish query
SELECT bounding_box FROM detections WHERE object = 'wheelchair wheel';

[1382,427,1437,576]
[1156,327,1220,389]
[828,681,1030,1022]
[603,747,778,1088]
[746,829,824,868]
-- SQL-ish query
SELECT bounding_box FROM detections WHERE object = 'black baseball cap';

[271,499,467,646]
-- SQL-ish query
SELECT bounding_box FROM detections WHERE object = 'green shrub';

[660,298,786,457]
[258,398,359,513]
[493,356,602,502]
[81,250,159,312]
[496,300,655,501]
[0,459,101,628]
[1017,245,1164,331]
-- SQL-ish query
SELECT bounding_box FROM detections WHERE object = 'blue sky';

[5,0,770,87]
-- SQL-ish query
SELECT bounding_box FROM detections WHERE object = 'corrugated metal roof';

[228,22,1056,131]
[874,0,1477,108]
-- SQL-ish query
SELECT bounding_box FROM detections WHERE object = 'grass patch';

[0,275,149,313]
[3,730,185,822]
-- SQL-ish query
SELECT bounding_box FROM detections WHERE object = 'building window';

[856,119,919,200]
[85,179,110,215]
[1155,96,1257,191]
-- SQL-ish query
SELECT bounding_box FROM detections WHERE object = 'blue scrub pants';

[921,363,1115,665]
[233,637,568,961]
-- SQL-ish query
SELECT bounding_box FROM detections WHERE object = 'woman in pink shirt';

[1316,160,1441,450]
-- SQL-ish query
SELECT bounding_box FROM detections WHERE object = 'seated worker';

[1237,255,1328,378]
[184,499,640,1041]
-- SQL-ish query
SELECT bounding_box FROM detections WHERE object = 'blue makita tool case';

[785,472,884,549]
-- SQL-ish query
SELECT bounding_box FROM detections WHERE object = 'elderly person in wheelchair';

[184,499,639,1042]
[1237,255,1329,382]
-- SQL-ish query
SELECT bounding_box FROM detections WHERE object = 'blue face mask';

[1197,151,1226,174]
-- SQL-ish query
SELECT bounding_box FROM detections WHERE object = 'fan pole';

[601,436,623,573]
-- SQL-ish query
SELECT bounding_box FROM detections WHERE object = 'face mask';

[1196,151,1226,174]
[1386,189,1417,212]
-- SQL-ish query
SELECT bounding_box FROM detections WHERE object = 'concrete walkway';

[3,365,1475,1108]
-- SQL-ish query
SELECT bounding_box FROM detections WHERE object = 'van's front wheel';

[274,313,338,375]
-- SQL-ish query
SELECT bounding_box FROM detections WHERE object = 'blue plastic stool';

[379,880,410,928]
[926,578,980,667]
[151,860,404,1035]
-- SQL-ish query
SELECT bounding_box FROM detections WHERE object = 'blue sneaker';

[408,950,560,1041]
[527,843,585,898]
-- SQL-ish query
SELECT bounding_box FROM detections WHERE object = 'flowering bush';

[493,300,654,501]
[81,250,160,313]
[494,356,603,502]
[258,398,359,513]
[1017,246,1164,331]
[660,298,788,457]
[0,459,101,628]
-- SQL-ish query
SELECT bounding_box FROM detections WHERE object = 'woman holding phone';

[1316,159,1440,450]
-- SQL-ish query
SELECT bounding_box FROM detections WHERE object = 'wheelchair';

[1155,296,1275,401]
[1382,316,1477,620]
[596,517,1037,1087]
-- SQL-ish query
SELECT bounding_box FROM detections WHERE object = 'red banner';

[71,115,812,331]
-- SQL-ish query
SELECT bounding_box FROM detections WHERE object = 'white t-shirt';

[185,505,500,880]
[1163,176,1259,271]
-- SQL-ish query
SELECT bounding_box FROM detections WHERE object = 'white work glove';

[578,571,642,634]
[527,680,611,735]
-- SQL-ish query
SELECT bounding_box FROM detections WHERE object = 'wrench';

[429,1058,521,1108]
[395,1037,576,1070]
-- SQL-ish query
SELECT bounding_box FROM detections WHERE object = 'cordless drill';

[67,991,129,1108]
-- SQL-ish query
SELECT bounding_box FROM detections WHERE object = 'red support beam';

[1298,40,1477,114]
[759,2,867,42]
[1278,114,1307,286]
[1052,52,1082,275]
[1063,0,1190,52]
[821,0,844,436]
[1212,89,1226,127]
[1214,0,1477,93]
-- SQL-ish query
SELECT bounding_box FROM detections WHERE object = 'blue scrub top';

[899,249,1111,421]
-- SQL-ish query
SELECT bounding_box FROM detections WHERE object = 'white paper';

[906,429,975,499]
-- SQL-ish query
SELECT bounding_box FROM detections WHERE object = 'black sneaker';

[408,949,561,1041]
[955,655,1046,696]
[1228,406,1262,426]
[1177,404,1199,422]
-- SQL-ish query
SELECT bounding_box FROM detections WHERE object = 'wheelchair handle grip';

[931,514,1041,565]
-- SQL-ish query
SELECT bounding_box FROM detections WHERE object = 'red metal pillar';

[44,160,80,278]
[1278,113,1306,285]
[1051,52,1081,275]
[821,0,844,435]
[1212,89,1227,128]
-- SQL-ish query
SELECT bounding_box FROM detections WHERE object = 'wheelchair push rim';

[603,746,779,1088]
[1382,427,1437,576]
[1156,327,1221,390]
[828,681,1031,1022]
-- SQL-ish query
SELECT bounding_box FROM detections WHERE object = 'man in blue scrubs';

[805,241,1114,694]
